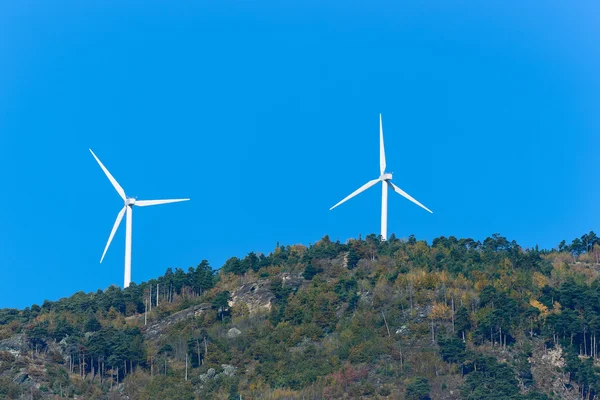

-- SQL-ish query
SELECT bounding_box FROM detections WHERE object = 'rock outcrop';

[0,334,27,356]
[230,274,303,316]
[230,281,275,315]
[143,303,211,341]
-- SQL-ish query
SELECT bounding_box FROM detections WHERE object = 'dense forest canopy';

[1,231,600,399]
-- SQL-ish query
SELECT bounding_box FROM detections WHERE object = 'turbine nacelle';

[126,198,136,206]
[380,173,392,181]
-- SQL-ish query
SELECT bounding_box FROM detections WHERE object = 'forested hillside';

[1,232,600,399]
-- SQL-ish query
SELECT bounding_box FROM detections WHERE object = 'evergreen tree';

[406,377,431,400]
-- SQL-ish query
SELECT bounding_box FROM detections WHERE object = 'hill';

[1,232,600,399]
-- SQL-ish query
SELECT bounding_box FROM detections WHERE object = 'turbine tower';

[329,114,432,240]
[90,149,190,288]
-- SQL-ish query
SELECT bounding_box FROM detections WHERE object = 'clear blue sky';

[1,1,598,308]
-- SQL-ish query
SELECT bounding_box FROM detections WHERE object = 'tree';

[242,252,260,272]
[213,291,231,322]
[187,337,202,368]
[85,316,102,333]
[589,231,598,249]
[27,322,49,352]
[221,257,248,275]
[455,306,471,341]
[570,238,585,258]
[85,326,146,378]
[438,335,466,364]
[461,356,520,399]
[172,268,187,294]
[302,263,321,280]
[583,231,598,253]
[53,318,74,341]
[405,377,431,400]
[558,240,567,252]
[193,260,214,294]
[347,247,360,270]
[0,309,19,325]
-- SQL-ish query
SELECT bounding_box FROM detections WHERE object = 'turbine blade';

[100,206,127,263]
[330,179,380,211]
[388,181,433,213]
[135,198,190,207]
[380,114,386,175]
[89,149,126,201]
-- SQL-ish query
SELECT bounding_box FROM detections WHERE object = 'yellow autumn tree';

[532,272,550,289]
[529,298,549,318]
[430,302,452,321]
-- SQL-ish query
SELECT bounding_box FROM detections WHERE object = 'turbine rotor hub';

[125,198,136,206]
[380,173,392,181]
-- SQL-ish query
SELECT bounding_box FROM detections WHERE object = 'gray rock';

[143,303,211,341]
[0,334,27,356]
[231,282,275,315]
[227,328,242,338]
[221,364,236,377]
[281,273,303,288]
[199,367,217,383]
[395,325,409,335]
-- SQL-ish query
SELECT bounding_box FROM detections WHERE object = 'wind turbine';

[89,149,190,288]
[329,114,432,240]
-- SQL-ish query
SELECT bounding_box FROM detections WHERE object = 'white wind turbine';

[329,114,432,240]
[89,149,190,288]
